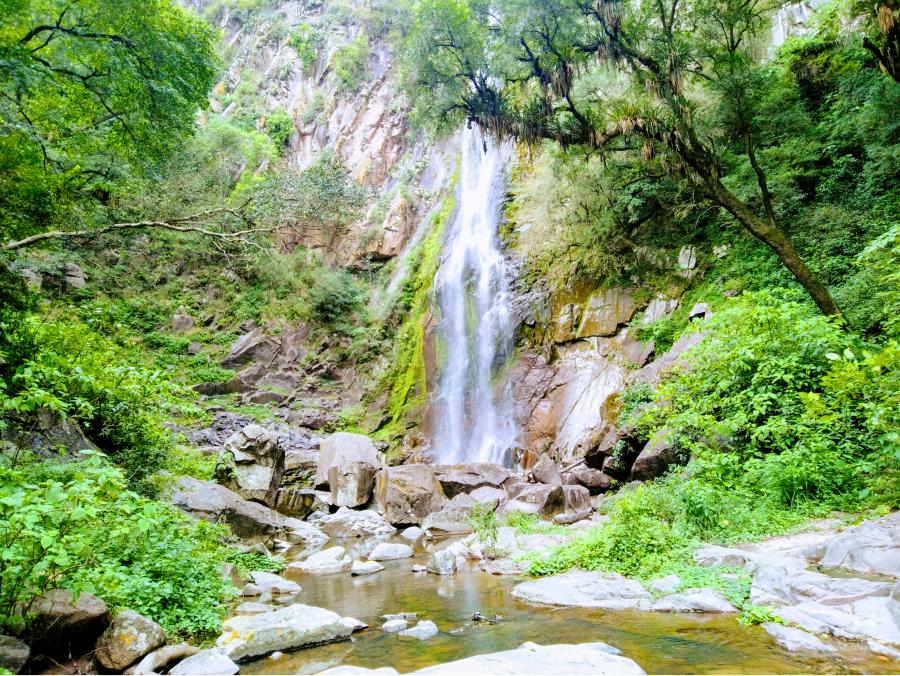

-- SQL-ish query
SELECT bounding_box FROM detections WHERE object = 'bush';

[265,107,294,154]
[1,313,186,493]
[308,267,363,326]
[290,23,322,71]
[0,454,233,639]
[332,31,369,92]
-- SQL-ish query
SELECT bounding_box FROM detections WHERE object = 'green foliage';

[0,0,219,240]
[290,23,322,71]
[309,267,364,327]
[0,454,233,639]
[0,311,189,493]
[265,107,294,154]
[467,503,499,544]
[504,511,564,536]
[223,549,284,577]
[332,31,369,92]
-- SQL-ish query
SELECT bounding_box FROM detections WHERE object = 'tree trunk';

[709,180,843,318]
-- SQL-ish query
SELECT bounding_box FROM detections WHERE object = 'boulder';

[678,246,697,270]
[468,486,506,509]
[433,463,511,498]
[95,610,166,671]
[381,619,408,633]
[235,602,275,614]
[170,648,240,675]
[222,328,277,368]
[648,575,681,593]
[351,560,385,576]
[601,454,631,479]
[315,433,383,489]
[216,605,352,661]
[650,588,737,613]
[426,549,458,576]
[400,526,424,540]
[567,467,613,494]
[328,461,378,508]
[689,303,710,320]
[215,424,284,507]
[369,542,414,561]
[63,262,86,289]
[422,493,476,535]
[398,621,438,640]
[342,617,368,633]
[375,465,448,525]
[804,511,900,578]
[761,623,836,653]
[168,476,327,548]
[413,641,645,675]
[530,454,562,486]
[27,589,109,660]
[290,546,352,575]
[275,488,327,519]
[171,306,194,333]
[512,571,651,609]
[0,636,30,674]
[245,571,301,596]
[319,507,397,539]
[631,428,680,481]
[124,643,199,675]
[282,447,319,489]
[504,484,562,516]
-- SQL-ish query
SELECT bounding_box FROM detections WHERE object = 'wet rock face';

[215,424,285,507]
[95,610,166,671]
[375,465,448,525]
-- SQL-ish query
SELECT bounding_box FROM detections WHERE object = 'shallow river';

[240,537,894,675]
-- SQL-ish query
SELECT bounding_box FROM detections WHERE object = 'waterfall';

[430,126,518,466]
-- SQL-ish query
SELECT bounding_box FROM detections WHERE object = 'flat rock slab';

[651,588,737,613]
[805,511,900,578]
[170,648,239,675]
[319,507,397,539]
[216,604,352,661]
[511,571,651,609]
[413,641,645,674]
[352,560,385,576]
[761,623,836,653]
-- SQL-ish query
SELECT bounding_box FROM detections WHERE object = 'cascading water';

[430,126,518,466]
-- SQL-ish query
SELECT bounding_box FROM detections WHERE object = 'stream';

[239,535,894,675]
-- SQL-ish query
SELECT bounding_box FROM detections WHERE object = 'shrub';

[332,31,369,92]
[308,267,363,326]
[290,23,322,72]
[0,454,233,639]
[265,107,294,154]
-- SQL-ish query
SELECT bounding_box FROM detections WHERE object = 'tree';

[0,0,219,241]
[402,0,843,316]
[859,0,900,81]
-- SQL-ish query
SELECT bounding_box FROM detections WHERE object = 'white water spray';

[430,126,518,465]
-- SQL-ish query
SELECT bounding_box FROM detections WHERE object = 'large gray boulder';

[433,463,511,498]
[566,467,613,494]
[0,636,30,674]
[216,605,352,661]
[512,571,651,609]
[503,483,589,518]
[282,447,319,489]
[95,610,166,671]
[242,571,301,597]
[422,493,476,535]
[328,461,378,508]
[290,546,352,575]
[804,511,900,578]
[315,433,384,488]
[631,428,680,481]
[27,589,110,661]
[375,465,447,525]
[168,476,327,548]
[170,648,239,675]
[318,507,397,538]
[426,549,458,576]
[215,424,284,507]
[530,454,562,486]
[413,641,645,675]
[369,542,413,561]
